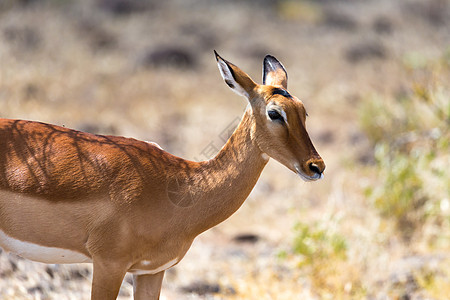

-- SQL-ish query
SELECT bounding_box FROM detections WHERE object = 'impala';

[0,51,325,299]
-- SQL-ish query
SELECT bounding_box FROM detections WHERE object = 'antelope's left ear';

[215,50,257,99]
[263,55,288,89]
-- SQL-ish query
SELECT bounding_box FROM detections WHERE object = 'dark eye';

[268,110,284,122]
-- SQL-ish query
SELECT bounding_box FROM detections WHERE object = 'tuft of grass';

[292,221,347,267]
[282,220,366,299]
[370,145,429,240]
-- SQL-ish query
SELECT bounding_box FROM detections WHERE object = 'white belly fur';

[0,229,92,264]
[129,258,179,275]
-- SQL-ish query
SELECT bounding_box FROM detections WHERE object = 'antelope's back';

[0,118,171,202]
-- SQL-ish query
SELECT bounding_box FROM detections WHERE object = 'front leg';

[133,271,165,300]
[91,259,128,300]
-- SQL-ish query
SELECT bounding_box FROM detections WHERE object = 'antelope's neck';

[181,109,268,236]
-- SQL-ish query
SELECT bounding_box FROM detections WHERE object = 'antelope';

[0,51,325,299]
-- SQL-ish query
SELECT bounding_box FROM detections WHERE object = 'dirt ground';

[0,0,449,299]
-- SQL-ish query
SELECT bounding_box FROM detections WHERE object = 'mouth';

[294,164,323,182]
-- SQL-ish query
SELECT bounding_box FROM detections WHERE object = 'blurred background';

[0,0,449,299]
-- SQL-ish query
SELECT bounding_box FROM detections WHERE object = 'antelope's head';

[215,51,325,181]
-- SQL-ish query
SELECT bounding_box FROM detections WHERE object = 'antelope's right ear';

[214,51,257,99]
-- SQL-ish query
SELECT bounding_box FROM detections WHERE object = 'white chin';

[297,171,315,182]
[294,165,323,182]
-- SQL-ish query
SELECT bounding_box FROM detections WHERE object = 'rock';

[9,260,18,273]
[373,16,394,34]
[180,281,220,295]
[322,10,358,31]
[27,285,44,295]
[97,0,152,16]
[344,41,387,63]
[3,26,41,51]
[141,46,198,70]
[12,0,42,6]
[180,281,237,296]
[68,268,91,280]
[45,266,55,279]
[78,21,117,51]
[232,233,260,244]
[404,0,449,27]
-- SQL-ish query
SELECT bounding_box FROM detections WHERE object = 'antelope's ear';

[215,51,257,99]
[263,55,288,89]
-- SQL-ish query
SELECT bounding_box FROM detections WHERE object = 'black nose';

[308,162,322,175]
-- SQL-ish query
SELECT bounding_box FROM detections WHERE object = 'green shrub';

[360,50,450,241]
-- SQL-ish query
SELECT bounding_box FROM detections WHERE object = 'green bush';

[360,50,450,241]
